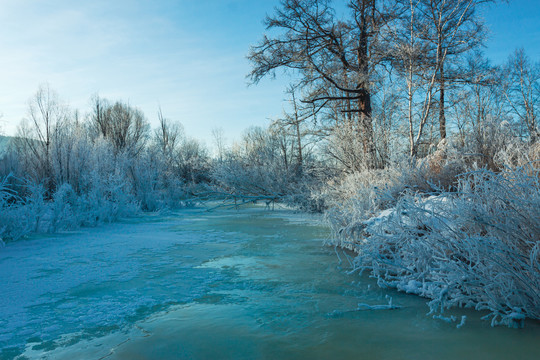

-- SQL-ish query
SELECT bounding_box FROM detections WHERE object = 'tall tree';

[502,48,540,143]
[273,86,316,173]
[418,0,489,140]
[212,127,226,163]
[386,0,436,157]
[16,84,67,192]
[249,0,397,169]
[90,96,149,156]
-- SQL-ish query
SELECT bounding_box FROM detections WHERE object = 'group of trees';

[0,0,538,325]
[12,87,209,195]
[0,85,211,239]
[1,1,538,218]
[1,0,539,221]
[248,0,538,173]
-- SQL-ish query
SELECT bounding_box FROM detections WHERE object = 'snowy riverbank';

[326,166,540,327]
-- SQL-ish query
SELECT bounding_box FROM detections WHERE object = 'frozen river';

[1,206,539,359]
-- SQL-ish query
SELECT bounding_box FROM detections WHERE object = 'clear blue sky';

[481,0,540,62]
[0,0,539,144]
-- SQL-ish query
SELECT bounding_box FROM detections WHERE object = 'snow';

[327,167,540,327]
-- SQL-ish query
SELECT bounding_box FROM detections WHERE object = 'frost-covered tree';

[249,0,403,169]
[414,0,490,140]
[502,48,540,143]
[90,96,150,156]
[15,84,68,194]
[271,87,318,174]
[2,87,213,240]
[212,127,226,163]
[214,126,292,199]
[153,108,183,169]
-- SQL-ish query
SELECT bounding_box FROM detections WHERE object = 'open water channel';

[1,206,539,359]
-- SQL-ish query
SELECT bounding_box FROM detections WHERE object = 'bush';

[327,165,540,327]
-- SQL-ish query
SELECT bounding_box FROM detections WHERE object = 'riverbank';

[326,166,540,328]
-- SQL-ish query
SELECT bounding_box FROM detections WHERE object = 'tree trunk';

[358,94,376,168]
[356,0,377,169]
[438,47,446,140]
[295,122,303,169]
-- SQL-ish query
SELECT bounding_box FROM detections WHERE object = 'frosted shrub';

[125,149,189,211]
[328,165,540,327]
[0,174,17,206]
[212,154,325,211]
[0,175,25,242]
[0,206,29,243]
[321,153,463,248]
[83,171,138,225]
[493,140,539,170]
[24,182,49,233]
[50,183,78,231]
[407,139,469,191]
[284,171,327,212]
[0,179,51,239]
[212,158,291,200]
[323,167,401,248]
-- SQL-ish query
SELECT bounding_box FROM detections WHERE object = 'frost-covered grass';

[0,176,141,242]
[0,136,204,242]
[327,164,540,327]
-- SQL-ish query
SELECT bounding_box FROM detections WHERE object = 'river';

[1,206,538,359]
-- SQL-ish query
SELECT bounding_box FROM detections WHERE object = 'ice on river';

[1,207,539,359]
[0,209,242,357]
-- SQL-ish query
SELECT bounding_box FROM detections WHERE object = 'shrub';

[327,165,540,327]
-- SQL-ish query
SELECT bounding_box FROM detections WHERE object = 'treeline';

[0,86,212,240]
[0,0,538,237]
[1,1,539,233]
[213,0,540,209]
[213,0,540,212]
[246,0,538,170]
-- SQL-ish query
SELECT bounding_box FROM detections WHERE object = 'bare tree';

[249,0,399,169]
[212,127,226,163]
[90,94,110,139]
[502,48,540,143]
[16,84,67,192]
[386,0,438,157]
[90,96,150,156]
[271,86,318,173]
[154,107,183,159]
[385,0,489,156]
[176,137,209,183]
[418,0,490,140]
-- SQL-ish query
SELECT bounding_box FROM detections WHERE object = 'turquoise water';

[1,207,539,359]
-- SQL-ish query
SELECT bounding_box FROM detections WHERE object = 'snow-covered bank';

[327,166,540,327]
[0,172,194,244]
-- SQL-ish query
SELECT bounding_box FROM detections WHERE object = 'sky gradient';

[0,0,539,144]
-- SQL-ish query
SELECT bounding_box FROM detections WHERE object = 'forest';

[1,0,539,328]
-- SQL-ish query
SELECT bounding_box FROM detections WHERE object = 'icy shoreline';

[327,168,540,327]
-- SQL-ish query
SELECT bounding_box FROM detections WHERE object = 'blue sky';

[481,0,540,62]
[0,0,539,144]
